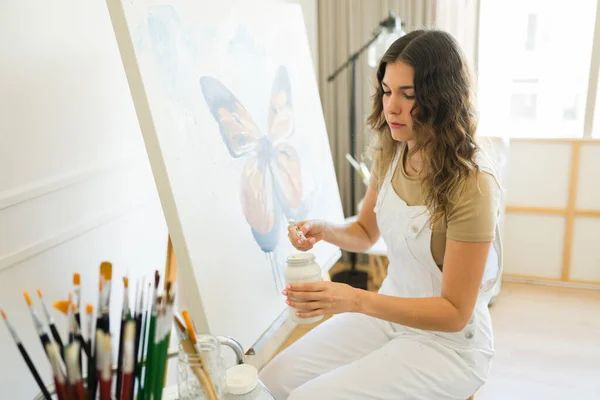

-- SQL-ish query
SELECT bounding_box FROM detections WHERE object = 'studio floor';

[275,275,600,399]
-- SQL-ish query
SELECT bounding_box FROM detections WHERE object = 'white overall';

[259,145,503,399]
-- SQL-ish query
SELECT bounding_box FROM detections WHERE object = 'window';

[477,0,599,139]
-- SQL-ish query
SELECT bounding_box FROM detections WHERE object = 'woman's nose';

[386,96,401,115]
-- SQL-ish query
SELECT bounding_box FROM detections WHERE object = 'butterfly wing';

[267,66,295,143]
[200,76,264,158]
[241,155,282,253]
[200,75,281,252]
[265,66,309,220]
[270,142,309,221]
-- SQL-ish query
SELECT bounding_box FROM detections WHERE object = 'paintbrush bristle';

[173,314,186,333]
[154,270,160,289]
[123,277,129,288]
[73,273,80,285]
[181,310,197,345]
[86,304,93,315]
[53,300,71,315]
[0,308,6,320]
[100,262,112,281]
[36,289,43,298]
[23,290,32,306]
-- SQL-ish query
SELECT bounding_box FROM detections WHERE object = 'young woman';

[259,29,503,399]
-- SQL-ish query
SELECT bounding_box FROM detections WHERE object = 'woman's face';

[381,61,416,142]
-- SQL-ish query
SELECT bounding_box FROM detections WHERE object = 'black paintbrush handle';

[130,315,142,400]
[87,323,100,400]
[49,324,65,360]
[18,343,52,400]
[115,316,126,399]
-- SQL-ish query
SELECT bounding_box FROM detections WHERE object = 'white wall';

[0,1,169,399]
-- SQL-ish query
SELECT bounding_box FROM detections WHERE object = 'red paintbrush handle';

[100,379,112,400]
[54,379,68,400]
[72,381,86,400]
[120,373,133,400]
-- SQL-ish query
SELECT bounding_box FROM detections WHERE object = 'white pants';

[259,312,486,399]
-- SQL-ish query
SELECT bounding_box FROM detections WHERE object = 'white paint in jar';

[284,253,324,324]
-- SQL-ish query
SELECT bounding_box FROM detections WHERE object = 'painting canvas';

[106,0,344,349]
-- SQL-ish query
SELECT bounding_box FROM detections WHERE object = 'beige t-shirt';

[379,144,500,269]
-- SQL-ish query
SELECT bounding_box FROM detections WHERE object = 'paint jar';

[177,334,226,400]
[284,253,324,324]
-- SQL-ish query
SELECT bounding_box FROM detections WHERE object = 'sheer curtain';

[317,0,480,220]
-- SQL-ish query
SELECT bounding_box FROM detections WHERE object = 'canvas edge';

[104,0,210,331]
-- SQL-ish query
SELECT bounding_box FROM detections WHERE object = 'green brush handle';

[142,315,157,399]
[153,334,171,400]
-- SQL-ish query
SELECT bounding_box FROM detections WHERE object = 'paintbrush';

[181,310,218,400]
[135,281,152,399]
[23,290,54,356]
[119,319,136,400]
[98,331,112,400]
[36,288,66,361]
[100,262,113,333]
[154,283,175,398]
[173,313,187,341]
[142,275,161,400]
[130,279,143,400]
[67,293,76,344]
[1,307,52,400]
[89,273,105,400]
[73,273,81,326]
[66,341,86,400]
[46,338,68,400]
[52,299,91,359]
[153,296,170,399]
[131,280,145,400]
[116,276,130,398]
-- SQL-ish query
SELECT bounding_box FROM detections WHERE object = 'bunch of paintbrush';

[1,260,179,400]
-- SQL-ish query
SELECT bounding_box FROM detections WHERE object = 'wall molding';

[503,274,600,290]
[0,192,159,273]
[0,153,147,210]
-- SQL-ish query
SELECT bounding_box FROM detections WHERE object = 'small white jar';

[284,253,324,324]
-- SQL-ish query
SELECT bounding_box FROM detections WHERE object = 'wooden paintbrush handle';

[189,364,218,400]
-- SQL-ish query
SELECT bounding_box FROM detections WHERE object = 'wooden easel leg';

[163,235,178,388]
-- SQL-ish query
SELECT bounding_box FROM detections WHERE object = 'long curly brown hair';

[367,29,480,226]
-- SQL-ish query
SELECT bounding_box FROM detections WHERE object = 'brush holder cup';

[177,334,226,400]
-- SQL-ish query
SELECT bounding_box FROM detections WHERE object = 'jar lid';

[225,364,258,395]
[286,252,316,264]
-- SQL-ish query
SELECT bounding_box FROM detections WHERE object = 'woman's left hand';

[282,281,362,319]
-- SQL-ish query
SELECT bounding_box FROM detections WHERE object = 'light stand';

[327,12,405,290]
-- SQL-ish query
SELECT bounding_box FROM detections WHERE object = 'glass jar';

[284,253,324,324]
[177,334,226,399]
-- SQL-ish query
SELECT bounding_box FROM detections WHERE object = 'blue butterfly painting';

[200,66,308,289]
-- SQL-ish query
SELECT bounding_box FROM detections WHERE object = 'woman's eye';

[404,94,415,100]
[382,91,391,96]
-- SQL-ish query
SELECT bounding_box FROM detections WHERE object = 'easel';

[161,235,177,386]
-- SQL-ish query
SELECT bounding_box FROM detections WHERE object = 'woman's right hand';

[288,220,327,251]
